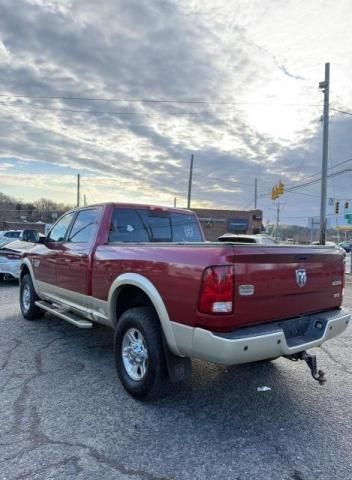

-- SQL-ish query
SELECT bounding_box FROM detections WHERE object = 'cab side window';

[109,209,149,243]
[68,208,100,243]
[47,213,75,242]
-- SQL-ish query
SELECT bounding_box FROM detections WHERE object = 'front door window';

[47,213,75,242]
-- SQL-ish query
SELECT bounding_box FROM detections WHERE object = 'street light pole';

[275,201,280,241]
[77,173,80,208]
[254,177,258,209]
[187,154,194,209]
[319,62,330,245]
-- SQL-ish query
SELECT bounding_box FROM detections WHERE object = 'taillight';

[198,265,234,314]
[6,254,21,260]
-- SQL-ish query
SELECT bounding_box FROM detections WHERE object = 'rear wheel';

[114,306,166,399]
[20,274,44,320]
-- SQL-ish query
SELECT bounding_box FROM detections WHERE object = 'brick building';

[192,208,264,241]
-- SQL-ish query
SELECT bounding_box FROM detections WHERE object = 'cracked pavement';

[1,279,352,480]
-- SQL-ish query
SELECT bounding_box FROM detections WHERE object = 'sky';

[0,0,352,225]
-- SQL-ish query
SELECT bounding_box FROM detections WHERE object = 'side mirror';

[21,229,40,243]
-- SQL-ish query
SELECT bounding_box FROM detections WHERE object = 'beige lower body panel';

[171,308,350,366]
[36,281,111,327]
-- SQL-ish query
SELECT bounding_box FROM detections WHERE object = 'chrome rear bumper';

[171,308,350,365]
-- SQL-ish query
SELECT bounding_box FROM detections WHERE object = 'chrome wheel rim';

[22,285,31,312]
[122,328,148,381]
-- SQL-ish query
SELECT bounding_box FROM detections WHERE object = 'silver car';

[217,233,278,244]
[0,235,41,281]
[0,247,22,280]
[0,230,22,248]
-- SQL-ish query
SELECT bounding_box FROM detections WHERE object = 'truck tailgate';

[232,245,345,328]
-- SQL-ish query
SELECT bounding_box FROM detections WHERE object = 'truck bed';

[93,242,344,332]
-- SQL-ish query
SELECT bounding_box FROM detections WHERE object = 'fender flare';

[20,259,40,295]
[108,273,181,356]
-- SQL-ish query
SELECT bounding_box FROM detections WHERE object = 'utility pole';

[187,154,194,209]
[254,177,258,209]
[84,194,87,207]
[275,201,280,241]
[173,197,177,208]
[310,218,314,244]
[77,173,80,207]
[319,62,330,244]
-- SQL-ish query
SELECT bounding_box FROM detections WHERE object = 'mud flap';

[162,334,192,383]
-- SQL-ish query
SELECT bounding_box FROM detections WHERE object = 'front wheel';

[114,307,166,399]
[20,274,45,320]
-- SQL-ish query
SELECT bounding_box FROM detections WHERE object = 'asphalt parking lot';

[1,280,352,480]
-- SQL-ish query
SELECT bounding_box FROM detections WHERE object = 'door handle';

[56,258,71,265]
[67,253,88,263]
[47,252,58,263]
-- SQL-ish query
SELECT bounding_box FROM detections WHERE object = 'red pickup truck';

[19,203,350,398]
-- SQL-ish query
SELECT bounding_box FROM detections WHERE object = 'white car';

[0,247,22,280]
[0,230,23,248]
[217,233,278,245]
[0,230,23,239]
[311,240,346,255]
[0,233,42,281]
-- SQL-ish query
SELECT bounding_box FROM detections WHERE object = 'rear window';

[5,232,21,238]
[109,208,202,243]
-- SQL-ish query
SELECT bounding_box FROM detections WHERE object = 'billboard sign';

[227,218,249,233]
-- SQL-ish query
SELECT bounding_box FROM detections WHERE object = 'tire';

[20,274,45,320]
[114,306,166,399]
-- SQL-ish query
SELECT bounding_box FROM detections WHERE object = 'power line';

[0,101,324,119]
[282,191,319,198]
[279,211,349,220]
[268,157,352,195]
[259,165,352,199]
[0,93,323,107]
[0,102,243,117]
[242,198,256,209]
[330,107,352,116]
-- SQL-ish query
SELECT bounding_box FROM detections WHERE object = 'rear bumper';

[0,259,21,279]
[170,308,350,365]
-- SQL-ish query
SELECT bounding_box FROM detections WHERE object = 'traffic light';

[345,201,349,210]
[335,201,340,214]
[271,182,284,200]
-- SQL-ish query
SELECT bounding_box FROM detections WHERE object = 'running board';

[35,301,93,328]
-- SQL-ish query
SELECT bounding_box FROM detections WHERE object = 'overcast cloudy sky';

[0,0,352,225]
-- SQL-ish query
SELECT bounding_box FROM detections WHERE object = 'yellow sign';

[271,181,284,200]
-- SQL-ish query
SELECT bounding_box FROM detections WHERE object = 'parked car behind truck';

[19,203,350,398]
[218,233,277,244]
[0,230,22,248]
[0,231,42,281]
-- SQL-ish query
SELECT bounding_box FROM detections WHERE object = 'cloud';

[0,0,351,225]
[277,65,305,81]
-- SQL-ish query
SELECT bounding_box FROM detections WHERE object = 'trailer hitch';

[286,351,326,385]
